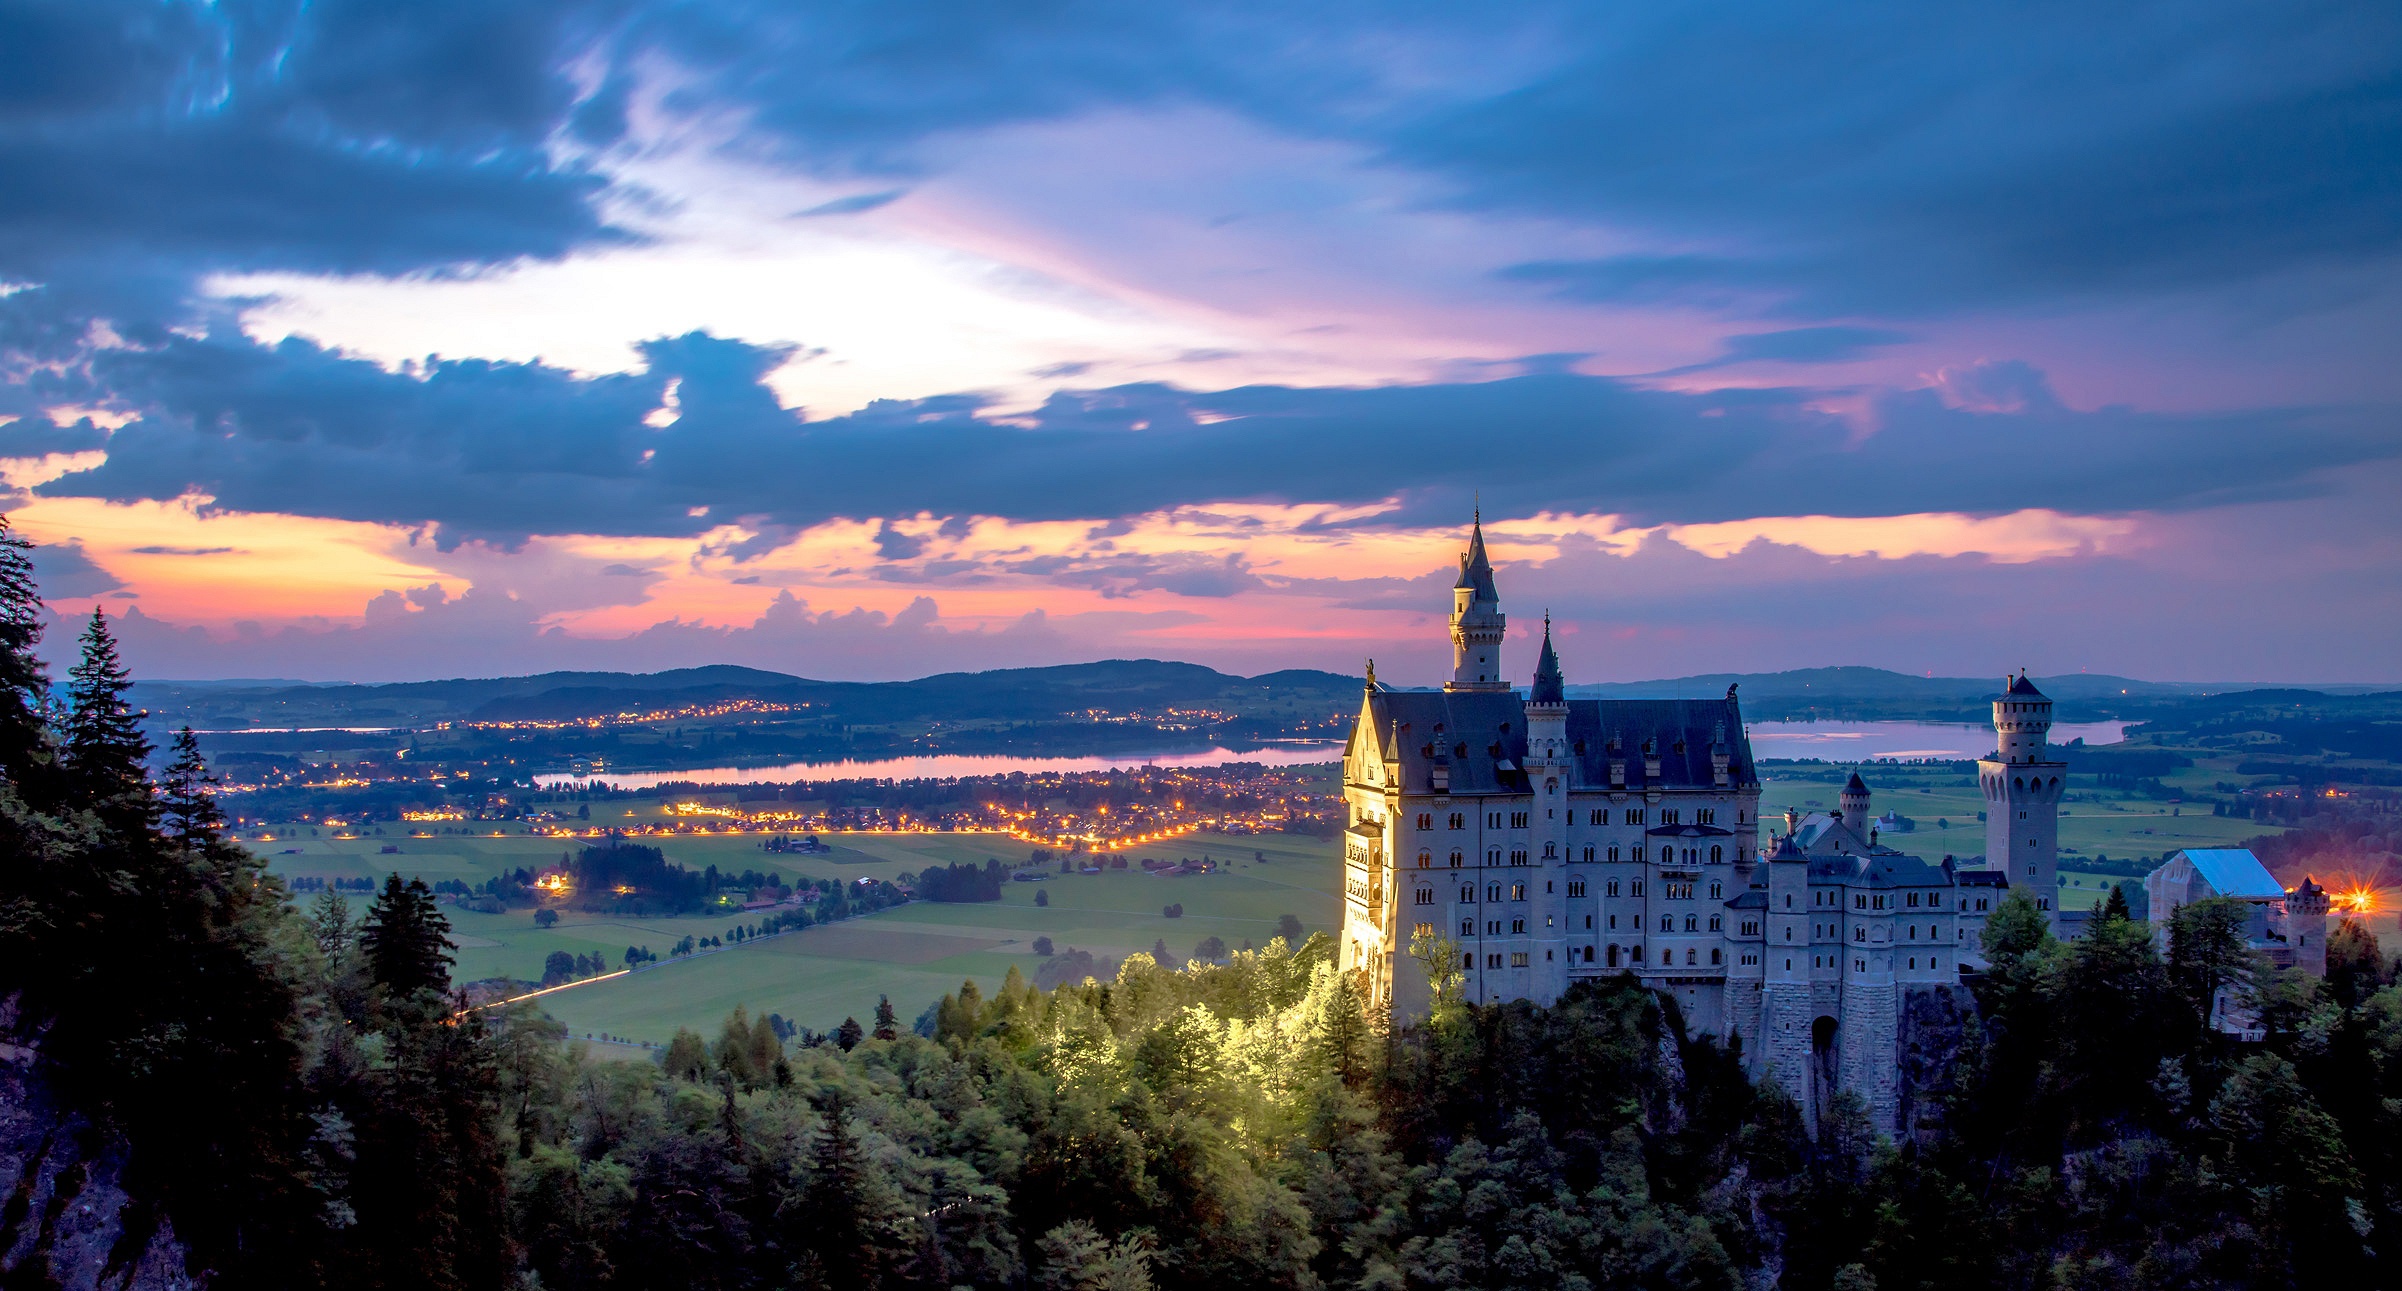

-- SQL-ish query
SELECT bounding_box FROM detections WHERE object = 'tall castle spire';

[1530,613,1565,705]
[1446,510,1509,691]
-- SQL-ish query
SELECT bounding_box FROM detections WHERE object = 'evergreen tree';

[794,1089,901,1291]
[2098,883,2132,922]
[61,609,153,834]
[835,1015,865,1051]
[159,727,225,850]
[873,994,898,1041]
[0,514,55,797]
[362,873,455,1000]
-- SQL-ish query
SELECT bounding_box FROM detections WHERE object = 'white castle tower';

[1448,513,1509,691]
[1978,672,2065,931]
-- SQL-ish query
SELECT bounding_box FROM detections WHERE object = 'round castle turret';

[1840,771,1872,837]
[2288,875,2331,977]
[1994,671,2052,765]
[1447,513,1509,692]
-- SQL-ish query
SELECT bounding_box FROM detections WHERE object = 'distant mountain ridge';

[132,660,2394,734]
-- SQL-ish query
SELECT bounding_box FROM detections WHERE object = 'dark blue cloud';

[0,0,626,346]
[37,328,2399,547]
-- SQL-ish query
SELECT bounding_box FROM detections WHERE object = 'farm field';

[1758,772,2275,868]
[512,829,1343,1041]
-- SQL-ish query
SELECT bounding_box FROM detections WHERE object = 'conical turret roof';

[2007,670,2046,697]
[1455,512,1499,602]
[1530,614,1564,704]
[1845,770,1869,794]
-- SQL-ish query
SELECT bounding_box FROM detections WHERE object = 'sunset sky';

[4,0,2398,684]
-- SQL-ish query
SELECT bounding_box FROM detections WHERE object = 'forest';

[2,517,2399,1291]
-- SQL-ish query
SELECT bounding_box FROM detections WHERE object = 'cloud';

[38,328,2398,546]
[27,538,121,599]
[793,190,907,217]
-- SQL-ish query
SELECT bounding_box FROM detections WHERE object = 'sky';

[2,0,2398,686]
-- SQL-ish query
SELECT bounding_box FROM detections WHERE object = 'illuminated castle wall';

[1338,518,2041,1136]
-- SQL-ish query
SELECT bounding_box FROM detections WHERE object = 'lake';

[1746,719,2126,762]
[537,718,2126,789]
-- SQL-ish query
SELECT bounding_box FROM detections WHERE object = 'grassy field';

[256,826,1345,1040]
[1759,773,2272,867]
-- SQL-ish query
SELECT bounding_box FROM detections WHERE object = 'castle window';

[1711,845,1723,863]
[1417,813,1432,830]
[1698,808,1715,824]
[1489,954,1503,968]
[1607,880,1620,897]
[1510,883,1525,901]
[1711,948,1722,965]
[1662,809,1679,825]
[1708,915,1722,932]
[1417,851,1431,869]
[1489,849,1501,866]
[1450,851,1464,868]
[1583,845,1595,861]
[1590,810,1606,825]
[1608,945,1620,967]
[1511,919,1525,934]
[1488,921,1501,935]
[1568,879,1587,898]
[1510,849,1528,866]
[1489,813,1501,828]
[1463,953,1475,968]
[1685,948,1697,965]
[1660,915,1672,932]
[1933,957,1941,969]
[1627,809,1645,825]
[1609,915,1617,929]
[1585,915,1593,929]
[1415,887,1434,906]
[1709,880,1722,899]
[1855,927,1865,941]
[1785,958,1793,971]
[1856,959,1865,973]
[1461,884,1476,902]
[1487,884,1502,902]
[1608,845,1620,862]
[1461,919,1473,935]
[1784,894,1793,908]
[1510,811,1529,829]
[1632,879,1644,897]
[1583,946,1595,963]
[1907,924,1916,939]
[1661,846,1674,862]
[1449,813,1464,829]
[1908,957,1916,969]
[1510,952,1529,968]
[1684,915,1697,931]
[1632,945,1643,963]
[1543,842,1556,858]
[1855,894,1866,909]
[1414,922,1434,937]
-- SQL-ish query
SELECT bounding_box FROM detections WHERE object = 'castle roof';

[1455,515,1500,601]
[2173,848,2284,900]
[1808,851,1953,888]
[1844,770,1869,794]
[1530,616,1565,704]
[1726,889,1769,909]
[1352,688,1755,795]
[2006,672,2047,698]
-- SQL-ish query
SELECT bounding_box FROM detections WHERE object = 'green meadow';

[257,826,1345,1041]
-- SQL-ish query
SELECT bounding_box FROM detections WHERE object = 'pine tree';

[2098,883,2132,922]
[160,726,225,850]
[873,994,898,1041]
[0,514,55,796]
[62,609,153,833]
[362,873,455,1000]
[796,1089,899,1291]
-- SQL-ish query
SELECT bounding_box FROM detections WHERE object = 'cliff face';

[1896,983,1980,1143]
[0,1042,196,1290]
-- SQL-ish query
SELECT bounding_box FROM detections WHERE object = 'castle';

[1336,517,2246,1135]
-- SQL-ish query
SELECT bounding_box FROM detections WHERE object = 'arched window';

[1414,887,1434,906]
[1661,845,1673,862]
[1417,851,1431,869]
[1710,948,1722,965]
[1607,944,1620,967]
[1710,845,1723,863]
[1449,850,1464,868]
